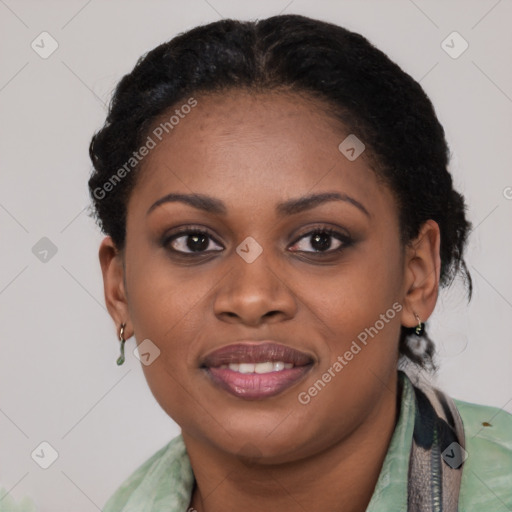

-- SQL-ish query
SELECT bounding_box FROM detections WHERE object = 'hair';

[88,14,472,370]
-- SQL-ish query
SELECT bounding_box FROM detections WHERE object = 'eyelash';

[162,224,353,258]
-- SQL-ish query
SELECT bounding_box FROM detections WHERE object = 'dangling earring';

[414,313,425,336]
[117,323,127,365]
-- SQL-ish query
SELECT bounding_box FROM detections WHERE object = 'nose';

[213,248,297,326]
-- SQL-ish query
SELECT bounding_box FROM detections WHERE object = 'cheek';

[127,237,201,331]
[125,245,207,379]
[317,239,403,329]
[297,253,404,435]
[308,244,405,388]
[128,273,205,427]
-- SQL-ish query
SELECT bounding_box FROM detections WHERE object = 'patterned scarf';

[408,379,466,511]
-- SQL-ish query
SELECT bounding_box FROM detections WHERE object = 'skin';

[99,89,441,512]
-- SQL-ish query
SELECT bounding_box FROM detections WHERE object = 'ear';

[401,220,441,328]
[98,236,134,339]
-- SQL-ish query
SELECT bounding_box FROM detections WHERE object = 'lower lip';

[204,365,312,400]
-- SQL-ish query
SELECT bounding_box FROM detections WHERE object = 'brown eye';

[289,228,352,254]
[164,228,223,254]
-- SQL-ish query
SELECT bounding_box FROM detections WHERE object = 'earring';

[117,323,127,365]
[414,313,425,337]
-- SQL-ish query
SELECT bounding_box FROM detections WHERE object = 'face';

[110,90,414,463]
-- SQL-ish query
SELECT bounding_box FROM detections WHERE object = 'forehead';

[128,89,394,219]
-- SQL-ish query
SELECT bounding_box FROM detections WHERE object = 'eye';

[163,227,223,254]
[289,227,351,254]
[163,225,352,257]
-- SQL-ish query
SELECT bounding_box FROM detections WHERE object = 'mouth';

[200,342,315,400]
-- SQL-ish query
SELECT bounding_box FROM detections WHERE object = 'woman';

[86,14,511,512]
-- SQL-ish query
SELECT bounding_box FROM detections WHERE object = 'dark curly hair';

[88,14,472,369]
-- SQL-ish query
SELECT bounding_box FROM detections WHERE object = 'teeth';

[238,363,255,374]
[255,362,274,374]
[224,361,293,374]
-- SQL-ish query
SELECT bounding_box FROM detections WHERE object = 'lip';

[201,341,315,400]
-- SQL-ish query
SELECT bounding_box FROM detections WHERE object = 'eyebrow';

[146,191,370,218]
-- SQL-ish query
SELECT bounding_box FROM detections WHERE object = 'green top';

[2,372,511,511]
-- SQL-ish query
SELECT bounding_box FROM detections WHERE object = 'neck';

[184,372,400,512]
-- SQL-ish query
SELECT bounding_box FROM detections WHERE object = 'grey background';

[1,0,511,510]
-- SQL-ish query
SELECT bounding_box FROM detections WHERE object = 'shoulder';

[454,398,512,511]
[455,398,512,447]
[102,434,194,512]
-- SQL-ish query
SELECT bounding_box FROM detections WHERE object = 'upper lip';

[201,341,314,368]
